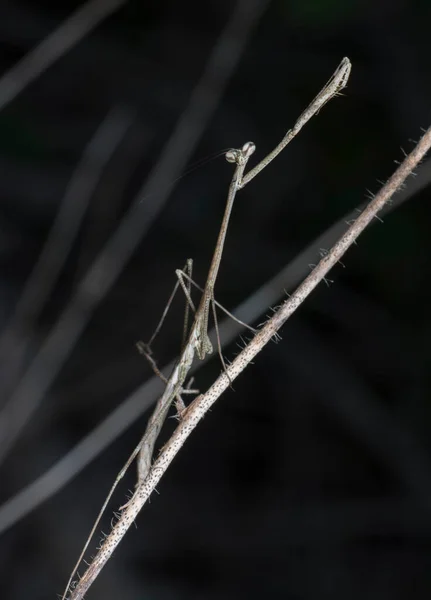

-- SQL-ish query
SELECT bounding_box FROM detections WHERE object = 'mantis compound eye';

[225,142,256,164]
[225,149,239,163]
[241,141,256,158]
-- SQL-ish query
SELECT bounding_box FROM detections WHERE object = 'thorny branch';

[63,56,351,599]
[2,146,430,536]
[65,56,431,598]
[68,120,431,600]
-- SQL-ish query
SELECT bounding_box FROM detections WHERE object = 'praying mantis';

[63,56,351,600]
[134,140,258,485]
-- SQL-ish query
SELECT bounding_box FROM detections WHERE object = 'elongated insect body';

[63,57,352,600]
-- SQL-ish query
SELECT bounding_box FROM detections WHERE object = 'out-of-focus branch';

[0,107,132,399]
[0,0,127,113]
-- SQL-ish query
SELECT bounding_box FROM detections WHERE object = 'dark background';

[1,0,431,598]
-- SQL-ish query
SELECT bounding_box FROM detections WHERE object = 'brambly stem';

[68,120,431,600]
[64,56,353,600]
[62,141,256,600]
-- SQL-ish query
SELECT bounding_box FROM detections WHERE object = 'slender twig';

[62,141,256,600]
[1,146,429,537]
[67,121,431,600]
[64,56,352,600]
[0,107,132,398]
[0,0,127,113]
